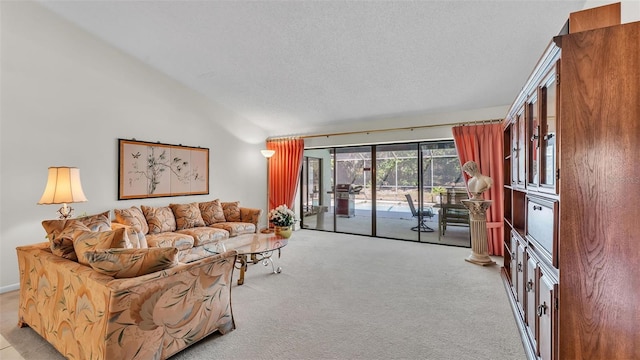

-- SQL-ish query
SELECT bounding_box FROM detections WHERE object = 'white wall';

[581,0,640,24]
[0,1,269,291]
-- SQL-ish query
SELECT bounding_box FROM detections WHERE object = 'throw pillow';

[125,226,148,249]
[47,222,92,260]
[221,201,241,222]
[42,211,111,260]
[170,203,205,230]
[199,199,226,225]
[114,206,149,234]
[73,227,131,266]
[141,205,177,234]
[84,247,178,278]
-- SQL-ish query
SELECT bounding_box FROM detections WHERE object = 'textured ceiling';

[39,0,587,134]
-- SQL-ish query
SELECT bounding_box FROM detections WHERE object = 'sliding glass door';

[301,149,334,231]
[375,143,420,241]
[300,140,469,247]
[421,142,469,246]
[334,146,372,236]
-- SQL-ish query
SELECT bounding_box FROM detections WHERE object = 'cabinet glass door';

[527,94,540,186]
[516,108,526,187]
[540,67,558,192]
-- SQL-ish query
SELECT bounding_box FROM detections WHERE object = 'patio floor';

[301,209,471,248]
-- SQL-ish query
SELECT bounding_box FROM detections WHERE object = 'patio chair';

[405,194,435,232]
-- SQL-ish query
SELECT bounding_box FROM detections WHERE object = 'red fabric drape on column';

[452,123,504,256]
[266,138,304,211]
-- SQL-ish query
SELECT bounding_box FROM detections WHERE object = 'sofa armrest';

[103,250,238,359]
[240,207,263,233]
[17,243,118,359]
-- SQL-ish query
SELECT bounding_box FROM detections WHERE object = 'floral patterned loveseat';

[17,241,238,360]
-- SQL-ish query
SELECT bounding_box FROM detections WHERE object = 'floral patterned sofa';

[15,199,261,360]
[112,199,262,263]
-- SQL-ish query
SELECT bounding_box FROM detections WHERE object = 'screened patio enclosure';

[300,140,471,247]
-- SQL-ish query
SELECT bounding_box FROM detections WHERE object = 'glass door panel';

[540,67,557,192]
[334,146,371,236]
[422,142,470,246]
[516,107,526,187]
[375,144,418,241]
[301,149,334,231]
[527,94,540,186]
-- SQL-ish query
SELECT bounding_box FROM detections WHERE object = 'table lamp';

[38,166,88,219]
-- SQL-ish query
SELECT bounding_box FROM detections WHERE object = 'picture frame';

[118,139,209,200]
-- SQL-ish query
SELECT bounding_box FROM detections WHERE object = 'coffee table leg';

[262,257,282,274]
[237,254,247,285]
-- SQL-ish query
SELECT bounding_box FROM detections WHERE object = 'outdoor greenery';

[333,147,463,191]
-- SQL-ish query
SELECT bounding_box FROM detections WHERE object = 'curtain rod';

[267,118,503,141]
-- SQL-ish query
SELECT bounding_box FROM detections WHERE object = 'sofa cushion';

[84,247,178,278]
[170,202,205,230]
[199,199,226,225]
[211,222,256,237]
[222,201,241,222]
[177,242,224,263]
[111,223,149,249]
[141,205,177,234]
[176,227,229,246]
[145,232,194,251]
[114,206,149,235]
[73,227,131,266]
[42,211,111,260]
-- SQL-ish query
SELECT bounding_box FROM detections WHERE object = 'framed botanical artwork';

[118,139,209,200]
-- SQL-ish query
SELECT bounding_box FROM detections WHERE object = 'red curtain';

[452,123,504,256]
[266,138,305,211]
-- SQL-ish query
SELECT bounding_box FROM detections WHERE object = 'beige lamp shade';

[38,167,88,205]
[261,149,276,158]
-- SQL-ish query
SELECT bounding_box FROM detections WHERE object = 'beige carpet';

[0,230,524,360]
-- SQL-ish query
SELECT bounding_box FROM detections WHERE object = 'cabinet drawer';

[526,196,558,263]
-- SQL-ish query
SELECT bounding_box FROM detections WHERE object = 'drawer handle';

[543,133,554,141]
[533,205,543,211]
[537,302,548,317]
[511,251,515,258]
[526,280,534,292]
[517,262,523,272]
[530,134,539,142]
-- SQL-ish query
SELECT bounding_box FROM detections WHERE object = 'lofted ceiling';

[38,0,588,134]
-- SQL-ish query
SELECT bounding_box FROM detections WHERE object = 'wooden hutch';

[501,3,639,360]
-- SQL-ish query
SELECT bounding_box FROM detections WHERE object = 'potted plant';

[268,205,297,238]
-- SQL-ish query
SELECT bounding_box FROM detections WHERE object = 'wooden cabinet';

[502,4,640,360]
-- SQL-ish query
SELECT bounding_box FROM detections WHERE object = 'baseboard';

[0,283,19,294]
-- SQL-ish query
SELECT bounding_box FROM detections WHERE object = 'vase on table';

[274,226,292,239]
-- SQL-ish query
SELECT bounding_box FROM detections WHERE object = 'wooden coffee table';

[219,233,288,285]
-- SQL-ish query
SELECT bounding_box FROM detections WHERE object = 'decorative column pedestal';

[461,199,496,266]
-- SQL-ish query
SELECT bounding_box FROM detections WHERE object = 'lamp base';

[57,204,74,219]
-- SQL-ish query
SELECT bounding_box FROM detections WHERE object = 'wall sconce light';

[38,166,88,219]
[261,149,275,158]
